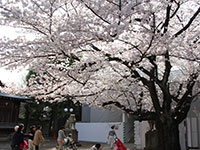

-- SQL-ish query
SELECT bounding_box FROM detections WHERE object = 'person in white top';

[107,125,117,149]
[57,126,66,150]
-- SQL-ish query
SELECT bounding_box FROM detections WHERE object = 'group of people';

[11,123,44,150]
[11,124,117,150]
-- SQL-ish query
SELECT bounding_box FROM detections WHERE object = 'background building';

[0,92,32,140]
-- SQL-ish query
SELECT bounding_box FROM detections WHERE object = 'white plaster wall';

[76,122,123,143]
[134,121,148,149]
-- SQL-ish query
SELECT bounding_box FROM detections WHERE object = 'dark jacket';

[28,130,35,140]
[11,131,24,149]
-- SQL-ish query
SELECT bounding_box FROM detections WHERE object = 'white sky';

[0,25,32,87]
[0,68,27,88]
[0,25,19,39]
[0,25,36,40]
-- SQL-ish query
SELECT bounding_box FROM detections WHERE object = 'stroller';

[63,136,77,150]
[114,138,127,150]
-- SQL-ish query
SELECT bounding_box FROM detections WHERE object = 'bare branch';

[174,7,200,37]
[81,0,110,24]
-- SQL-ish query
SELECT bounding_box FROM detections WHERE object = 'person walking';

[11,123,25,150]
[107,125,117,149]
[28,125,36,150]
[33,125,45,150]
[57,126,67,150]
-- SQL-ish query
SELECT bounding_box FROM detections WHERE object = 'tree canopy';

[0,0,199,117]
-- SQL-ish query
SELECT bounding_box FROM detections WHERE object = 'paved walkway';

[0,137,135,150]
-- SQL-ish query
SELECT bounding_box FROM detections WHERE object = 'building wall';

[179,98,200,150]
[82,105,122,122]
[0,96,22,139]
[0,101,19,123]
[134,121,149,149]
[81,105,91,122]
[124,113,135,143]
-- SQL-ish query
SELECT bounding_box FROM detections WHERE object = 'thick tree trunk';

[156,120,181,150]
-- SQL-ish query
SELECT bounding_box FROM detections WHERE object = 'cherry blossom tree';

[0,0,200,150]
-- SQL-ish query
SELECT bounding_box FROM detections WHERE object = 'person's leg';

[35,145,39,150]
[58,141,63,150]
[13,145,20,150]
[16,145,20,150]
[107,136,112,147]
[110,136,115,149]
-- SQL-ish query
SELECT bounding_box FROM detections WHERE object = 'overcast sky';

[0,25,31,87]
[0,67,27,88]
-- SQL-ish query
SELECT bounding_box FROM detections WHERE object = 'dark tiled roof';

[0,92,33,103]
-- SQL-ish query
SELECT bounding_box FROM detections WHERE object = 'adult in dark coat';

[11,123,25,150]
